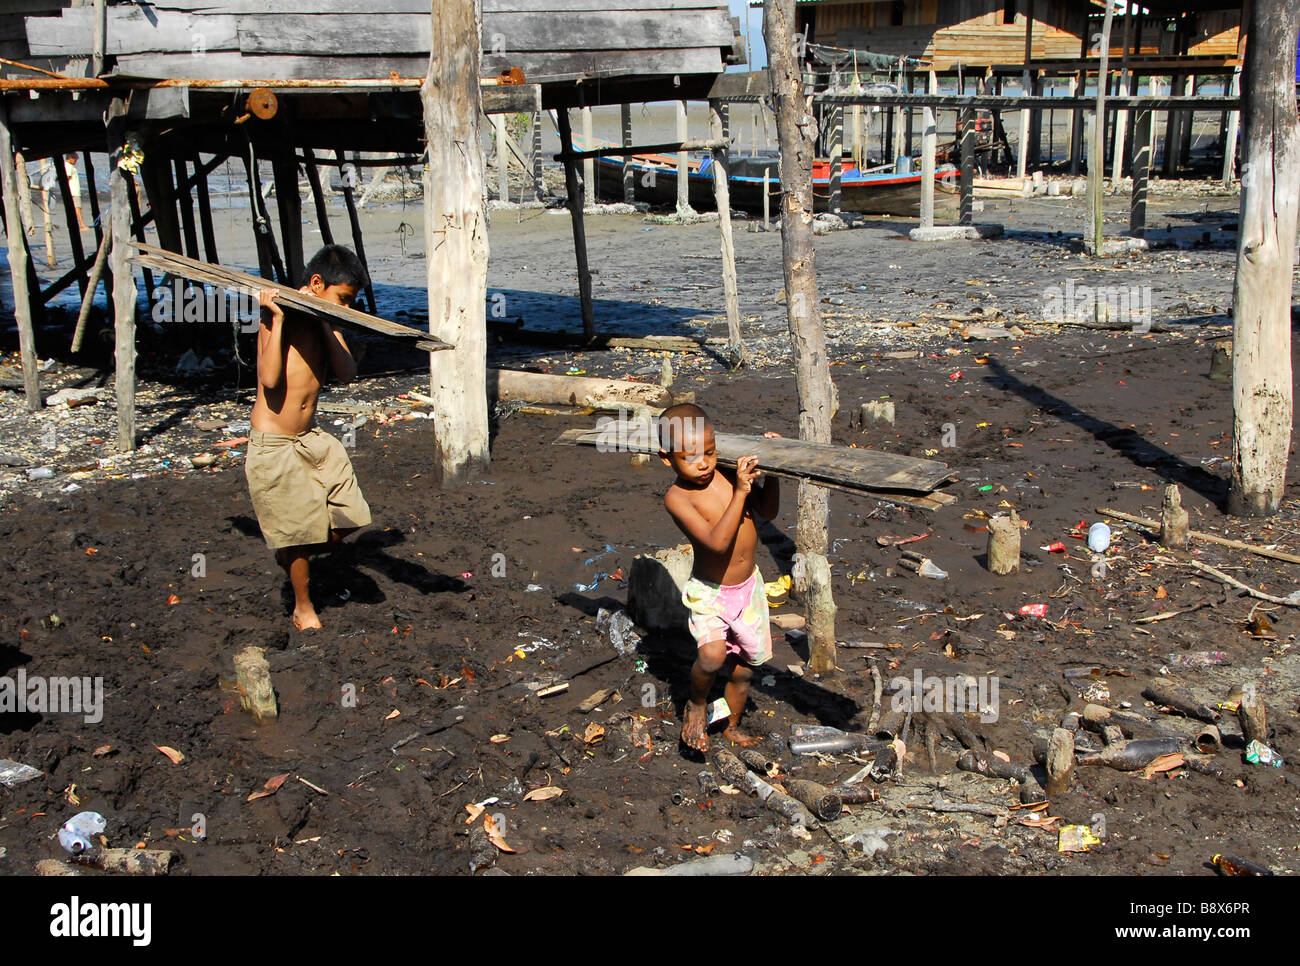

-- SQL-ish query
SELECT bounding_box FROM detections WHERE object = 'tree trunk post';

[708,99,744,368]
[107,98,138,451]
[919,70,937,229]
[423,0,491,485]
[1229,0,1300,517]
[621,103,634,203]
[764,0,837,674]
[0,99,42,410]
[556,108,595,340]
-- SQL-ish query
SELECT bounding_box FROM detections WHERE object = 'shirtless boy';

[659,403,780,752]
[246,245,372,630]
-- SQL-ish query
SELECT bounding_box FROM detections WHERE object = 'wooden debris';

[1238,690,1268,746]
[35,859,82,876]
[1098,507,1300,565]
[492,369,671,408]
[1160,484,1190,549]
[986,509,1021,574]
[71,848,176,876]
[1142,679,1218,723]
[1184,559,1300,607]
[577,688,618,713]
[233,645,278,722]
[784,779,843,821]
[536,682,569,699]
[916,794,1007,819]
[1045,728,1075,796]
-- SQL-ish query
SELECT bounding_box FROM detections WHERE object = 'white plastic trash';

[58,811,107,854]
[1087,522,1111,553]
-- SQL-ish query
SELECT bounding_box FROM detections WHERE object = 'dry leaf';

[246,772,291,802]
[91,745,113,758]
[1141,753,1185,780]
[523,786,564,802]
[464,803,486,825]
[484,814,516,853]
[583,723,606,745]
[1154,585,1167,599]
[693,842,716,855]
[156,745,185,764]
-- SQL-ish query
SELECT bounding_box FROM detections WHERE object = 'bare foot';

[721,724,762,747]
[681,700,709,753]
[292,606,322,631]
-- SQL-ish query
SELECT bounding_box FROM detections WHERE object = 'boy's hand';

[735,454,761,493]
[258,289,284,327]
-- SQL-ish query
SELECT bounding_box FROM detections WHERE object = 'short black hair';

[657,403,712,453]
[303,245,370,291]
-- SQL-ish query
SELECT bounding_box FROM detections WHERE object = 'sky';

[728,0,768,70]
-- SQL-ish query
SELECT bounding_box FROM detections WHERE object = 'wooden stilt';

[54,152,90,302]
[193,152,219,264]
[581,106,595,207]
[828,104,842,213]
[82,151,102,246]
[140,149,183,254]
[556,108,595,340]
[302,147,334,246]
[39,159,55,266]
[494,113,510,203]
[242,150,280,282]
[621,103,634,203]
[708,98,743,368]
[1162,72,1182,175]
[13,150,35,238]
[958,107,974,226]
[1222,66,1242,185]
[272,146,304,285]
[107,98,138,452]
[172,156,200,259]
[1091,2,1115,254]
[123,172,154,299]
[532,111,544,201]
[1129,108,1152,237]
[676,99,690,214]
[1017,0,1034,179]
[0,100,42,410]
[1177,75,1195,170]
[333,149,374,313]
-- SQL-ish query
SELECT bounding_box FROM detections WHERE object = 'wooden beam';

[1091,1,1115,254]
[302,146,334,246]
[676,99,690,215]
[1129,108,1152,238]
[106,98,137,451]
[0,98,41,410]
[193,152,219,264]
[1222,65,1242,185]
[172,156,200,259]
[581,106,594,207]
[620,102,633,203]
[556,108,594,341]
[272,145,304,285]
[958,107,974,226]
[828,103,842,214]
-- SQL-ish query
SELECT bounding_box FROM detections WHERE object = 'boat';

[592,150,959,217]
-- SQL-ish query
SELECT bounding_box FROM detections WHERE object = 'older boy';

[659,403,779,752]
[246,245,372,630]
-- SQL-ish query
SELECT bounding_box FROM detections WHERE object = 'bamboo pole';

[1,99,41,409]
[708,98,743,368]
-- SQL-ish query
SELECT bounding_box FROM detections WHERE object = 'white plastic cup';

[1087,522,1112,553]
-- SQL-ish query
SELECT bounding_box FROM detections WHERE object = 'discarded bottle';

[790,733,883,756]
[784,779,843,821]
[1213,854,1273,877]
[1087,522,1111,553]
[697,769,721,797]
[26,466,54,480]
[58,811,107,855]
[1078,737,1184,771]
[737,748,779,777]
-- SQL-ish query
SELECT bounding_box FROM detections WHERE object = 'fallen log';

[492,369,671,408]
[70,847,176,876]
[915,794,1007,819]
[1183,560,1300,607]
[1142,679,1218,723]
[1097,507,1300,565]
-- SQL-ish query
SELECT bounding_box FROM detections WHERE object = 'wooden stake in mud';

[423,0,490,484]
[919,70,937,230]
[1229,0,1300,517]
[708,99,744,368]
[582,106,595,206]
[234,645,278,722]
[303,147,334,246]
[107,98,138,451]
[1160,484,1190,549]
[986,508,1020,574]
[621,103,634,202]
[556,108,595,341]
[0,98,42,409]
[765,0,837,673]
[1238,688,1267,746]
[1045,727,1075,797]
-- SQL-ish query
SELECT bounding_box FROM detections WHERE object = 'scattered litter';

[58,811,107,855]
[595,607,639,656]
[1057,823,1102,853]
[1244,740,1283,767]
[706,697,731,726]
[1087,522,1112,553]
[1213,853,1273,876]
[1019,604,1048,618]
[0,759,42,787]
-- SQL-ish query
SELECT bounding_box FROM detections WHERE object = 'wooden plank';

[126,242,452,353]
[25,8,239,56]
[150,0,720,11]
[237,12,733,56]
[562,427,955,495]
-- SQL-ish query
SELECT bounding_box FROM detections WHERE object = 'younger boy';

[658,403,779,752]
[245,245,372,630]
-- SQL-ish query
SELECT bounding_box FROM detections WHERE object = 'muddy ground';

[1,182,1297,877]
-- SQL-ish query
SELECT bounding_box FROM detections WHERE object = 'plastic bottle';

[26,466,54,480]
[1213,854,1273,876]
[58,810,107,854]
[1087,522,1112,553]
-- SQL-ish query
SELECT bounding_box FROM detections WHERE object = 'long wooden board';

[128,242,451,353]
[555,427,957,508]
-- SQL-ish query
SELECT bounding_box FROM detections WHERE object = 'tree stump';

[860,400,894,428]
[1208,339,1232,381]
[986,509,1021,574]
[1045,727,1075,796]
[1160,484,1190,549]
[1238,688,1268,745]
[233,646,277,722]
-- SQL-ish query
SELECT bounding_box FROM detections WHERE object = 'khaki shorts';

[244,426,371,550]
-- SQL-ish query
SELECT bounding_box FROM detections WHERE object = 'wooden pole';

[764,0,836,674]
[272,146,304,285]
[172,156,200,260]
[54,154,89,301]
[92,0,106,78]
[709,98,743,368]
[71,232,110,353]
[82,151,102,247]
[302,146,333,246]
[919,70,937,229]
[107,98,137,451]
[39,159,55,266]
[0,98,41,410]
[123,171,154,298]
[493,113,510,203]
[333,148,374,312]
[423,0,490,484]
[1229,0,1299,517]
[193,153,219,264]
[676,99,691,214]
[581,106,595,207]
[13,150,34,237]
[958,107,974,226]
[140,148,183,254]
[1222,66,1242,185]
[762,168,770,229]
[1017,0,1034,179]
[828,103,842,213]
[1111,2,1134,180]
[621,103,634,203]
[556,108,595,340]
[1129,106,1152,237]
[1091,1,1114,254]
[241,150,274,280]
[532,110,544,201]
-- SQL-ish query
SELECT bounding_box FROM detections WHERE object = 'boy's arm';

[319,321,358,384]
[664,456,761,555]
[256,290,286,390]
